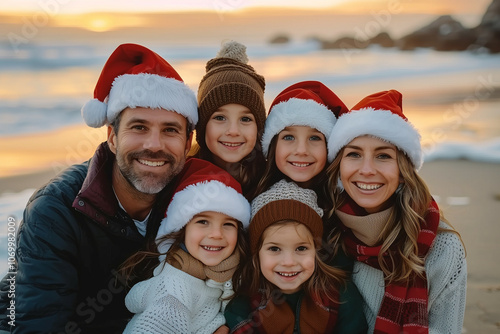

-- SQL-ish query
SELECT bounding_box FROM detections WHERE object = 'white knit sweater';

[123,263,231,334]
[352,221,467,334]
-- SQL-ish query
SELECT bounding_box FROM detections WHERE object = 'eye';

[213,115,225,121]
[268,246,280,252]
[131,125,147,131]
[281,134,294,141]
[309,135,323,141]
[345,151,360,158]
[241,116,254,123]
[195,219,209,225]
[224,221,237,228]
[164,127,180,133]
[296,246,308,252]
[377,152,394,159]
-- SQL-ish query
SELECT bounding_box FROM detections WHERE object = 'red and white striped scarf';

[339,198,440,334]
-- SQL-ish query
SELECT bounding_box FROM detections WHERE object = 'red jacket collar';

[73,142,118,225]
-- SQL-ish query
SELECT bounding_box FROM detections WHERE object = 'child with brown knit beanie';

[191,40,266,200]
[224,179,367,333]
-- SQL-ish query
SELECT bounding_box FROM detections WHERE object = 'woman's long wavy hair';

[254,136,332,213]
[189,129,266,201]
[234,220,347,305]
[120,219,250,289]
[325,146,464,284]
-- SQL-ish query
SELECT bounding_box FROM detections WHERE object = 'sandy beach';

[1,156,498,332]
[419,160,500,333]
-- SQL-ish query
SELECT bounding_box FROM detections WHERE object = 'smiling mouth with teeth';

[138,159,166,167]
[356,182,382,190]
[221,142,242,147]
[202,246,223,251]
[278,272,299,277]
[290,162,312,167]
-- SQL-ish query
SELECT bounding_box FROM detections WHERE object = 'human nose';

[294,138,308,155]
[359,157,376,175]
[281,251,297,266]
[225,120,240,136]
[208,225,223,239]
[143,129,162,151]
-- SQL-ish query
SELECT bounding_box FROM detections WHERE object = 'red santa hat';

[81,43,198,129]
[328,89,423,170]
[156,158,250,254]
[261,80,348,158]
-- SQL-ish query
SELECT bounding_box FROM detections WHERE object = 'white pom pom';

[216,40,249,64]
[81,99,108,128]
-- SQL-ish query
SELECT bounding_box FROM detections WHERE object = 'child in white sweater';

[326,90,467,333]
[121,158,250,334]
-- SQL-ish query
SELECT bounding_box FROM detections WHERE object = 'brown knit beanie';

[249,179,324,253]
[196,40,266,146]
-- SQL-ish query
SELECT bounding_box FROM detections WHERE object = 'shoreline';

[0,124,107,179]
[0,168,59,194]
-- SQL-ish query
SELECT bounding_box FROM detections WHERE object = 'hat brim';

[328,108,422,168]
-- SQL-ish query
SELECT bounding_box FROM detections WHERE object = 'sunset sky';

[2,0,347,13]
[0,0,491,14]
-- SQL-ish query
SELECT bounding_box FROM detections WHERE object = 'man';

[0,43,198,333]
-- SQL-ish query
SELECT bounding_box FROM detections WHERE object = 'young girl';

[326,90,467,333]
[121,158,251,334]
[192,40,267,200]
[225,179,367,333]
[255,80,349,210]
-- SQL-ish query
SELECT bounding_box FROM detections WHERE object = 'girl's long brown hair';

[234,220,346,304]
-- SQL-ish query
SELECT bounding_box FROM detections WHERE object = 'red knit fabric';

[339,198,440,334]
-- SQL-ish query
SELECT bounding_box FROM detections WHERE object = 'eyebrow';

[194,214,238,223]
[215,106,252,113]
[345,144,396,151]
[126,117,184,129]
[282,126,321,133]
[262,240,312,248]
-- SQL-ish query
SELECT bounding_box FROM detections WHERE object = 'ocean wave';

[424,138,500,163]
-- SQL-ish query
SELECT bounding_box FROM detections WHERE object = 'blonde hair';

[326,146,464,284]
[234,220,346,304]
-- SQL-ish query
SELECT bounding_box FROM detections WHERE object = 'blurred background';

[0,0,499,177]
[0,0,499,332]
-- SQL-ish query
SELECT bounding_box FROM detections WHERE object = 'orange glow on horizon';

[51,13,146,32]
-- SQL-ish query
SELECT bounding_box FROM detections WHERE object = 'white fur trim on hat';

[81,98,108,128]
[83,73,198,129]
[156,180,250,254]
[328,107,423,169]
[261,98,336,157]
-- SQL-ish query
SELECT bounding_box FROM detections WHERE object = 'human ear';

[107,125,117,154]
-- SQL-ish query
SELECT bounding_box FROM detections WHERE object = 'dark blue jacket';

[0,142,171,333]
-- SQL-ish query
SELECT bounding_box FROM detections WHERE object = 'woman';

[325,90,467,333]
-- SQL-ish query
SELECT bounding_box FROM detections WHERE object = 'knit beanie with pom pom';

[196,40,266,145]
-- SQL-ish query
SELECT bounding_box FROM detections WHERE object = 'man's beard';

[116,149,185,194]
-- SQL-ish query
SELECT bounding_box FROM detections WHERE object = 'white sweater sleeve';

[426,222,467,334]
[123,263,226,334]
[124,278,149,314]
